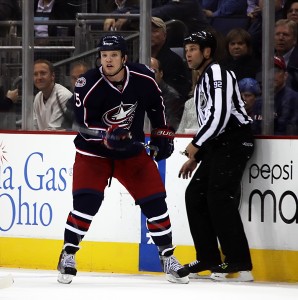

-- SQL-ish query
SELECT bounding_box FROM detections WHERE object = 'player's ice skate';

[210,262,254,282]
[160,254,190,284]
[57,250,77,284]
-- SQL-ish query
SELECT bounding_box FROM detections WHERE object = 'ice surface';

[1,268,298,300]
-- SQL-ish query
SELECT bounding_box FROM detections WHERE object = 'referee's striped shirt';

[192,62,252,147]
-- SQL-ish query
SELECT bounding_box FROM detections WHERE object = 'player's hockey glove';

[149,126,175,161]
[104,125,133,151]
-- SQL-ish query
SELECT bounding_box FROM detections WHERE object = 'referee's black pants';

[185,125,254,268]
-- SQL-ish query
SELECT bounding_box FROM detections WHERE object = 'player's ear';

[123,54,128,64]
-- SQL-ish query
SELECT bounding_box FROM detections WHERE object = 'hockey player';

[179,31,255,282]
[57,34,189,284]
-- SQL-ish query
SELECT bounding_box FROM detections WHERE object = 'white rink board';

[241,139,298,250]
[1,133,298,250]
[0,133,140,243]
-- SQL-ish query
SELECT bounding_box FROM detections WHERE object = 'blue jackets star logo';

[103,102,138,129]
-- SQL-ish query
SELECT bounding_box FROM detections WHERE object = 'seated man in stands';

[253,56,298,135]
[151,17,191,100]
[0,87,18,112]
[104,0,209,34]
[61,61,90,130]
[200,0,248,17]
[274,18,298,91]
[150,57,185,131]
[34,0,79,37]
[0,0,21,37]
[103,0,139,31]
[33,59,72,130]
[176,70,199,134]
[248,0,283,60]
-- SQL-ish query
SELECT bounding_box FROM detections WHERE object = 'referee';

[179,30,255,282]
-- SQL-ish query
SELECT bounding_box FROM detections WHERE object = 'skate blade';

[210,271,254,282]
[0,274,14,289]
[57,273,74,284]
[166,274,189,284]
[189,272,211,279]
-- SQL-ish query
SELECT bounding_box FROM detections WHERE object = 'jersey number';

[214,80,222,89]
[75,93,81,107]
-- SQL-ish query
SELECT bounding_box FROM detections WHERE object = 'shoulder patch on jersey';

[75,77,86,88]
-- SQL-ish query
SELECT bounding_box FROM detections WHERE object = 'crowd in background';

[0,0,298,135]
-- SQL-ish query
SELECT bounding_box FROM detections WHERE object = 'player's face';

[184,43,204,70]
[33,63,55,92]
[100,50,125,76]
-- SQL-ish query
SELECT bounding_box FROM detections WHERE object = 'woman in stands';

[221,27,261,81]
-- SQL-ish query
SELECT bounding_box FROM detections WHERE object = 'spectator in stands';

[34,0,79,38]
[221,28,261,80]
[62,61,90,130]
[238,77,261,118]
[247,0,259,17]
[103,0,139,31]
[176,70,199,134]
[33,59,72,130]
[253,56,298,135]
[104,0,209,35]
[283,0,298,25]
[248,0,284,60]
[69,61,89,91]
[151,17,191,100]
[274,18,298,91]
[0,87,18,111]
[150,57,185,131]
[97,0,122,14]
[200,0,248,17]
[0,0,21,37]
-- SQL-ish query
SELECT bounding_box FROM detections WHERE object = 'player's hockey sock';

[63,193,104,249]
[140,198,172,246]
[64,210,93,248]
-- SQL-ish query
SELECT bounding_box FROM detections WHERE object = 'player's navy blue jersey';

[73,62,167,159]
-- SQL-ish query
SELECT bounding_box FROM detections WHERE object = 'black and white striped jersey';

[192,61,252,147]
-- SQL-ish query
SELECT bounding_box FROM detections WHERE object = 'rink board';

[0,132,298,282]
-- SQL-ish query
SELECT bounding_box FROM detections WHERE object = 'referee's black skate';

[159,248,190,284]
[210,262,253,282]
[184,260,213,279]
[57,250,77,284]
